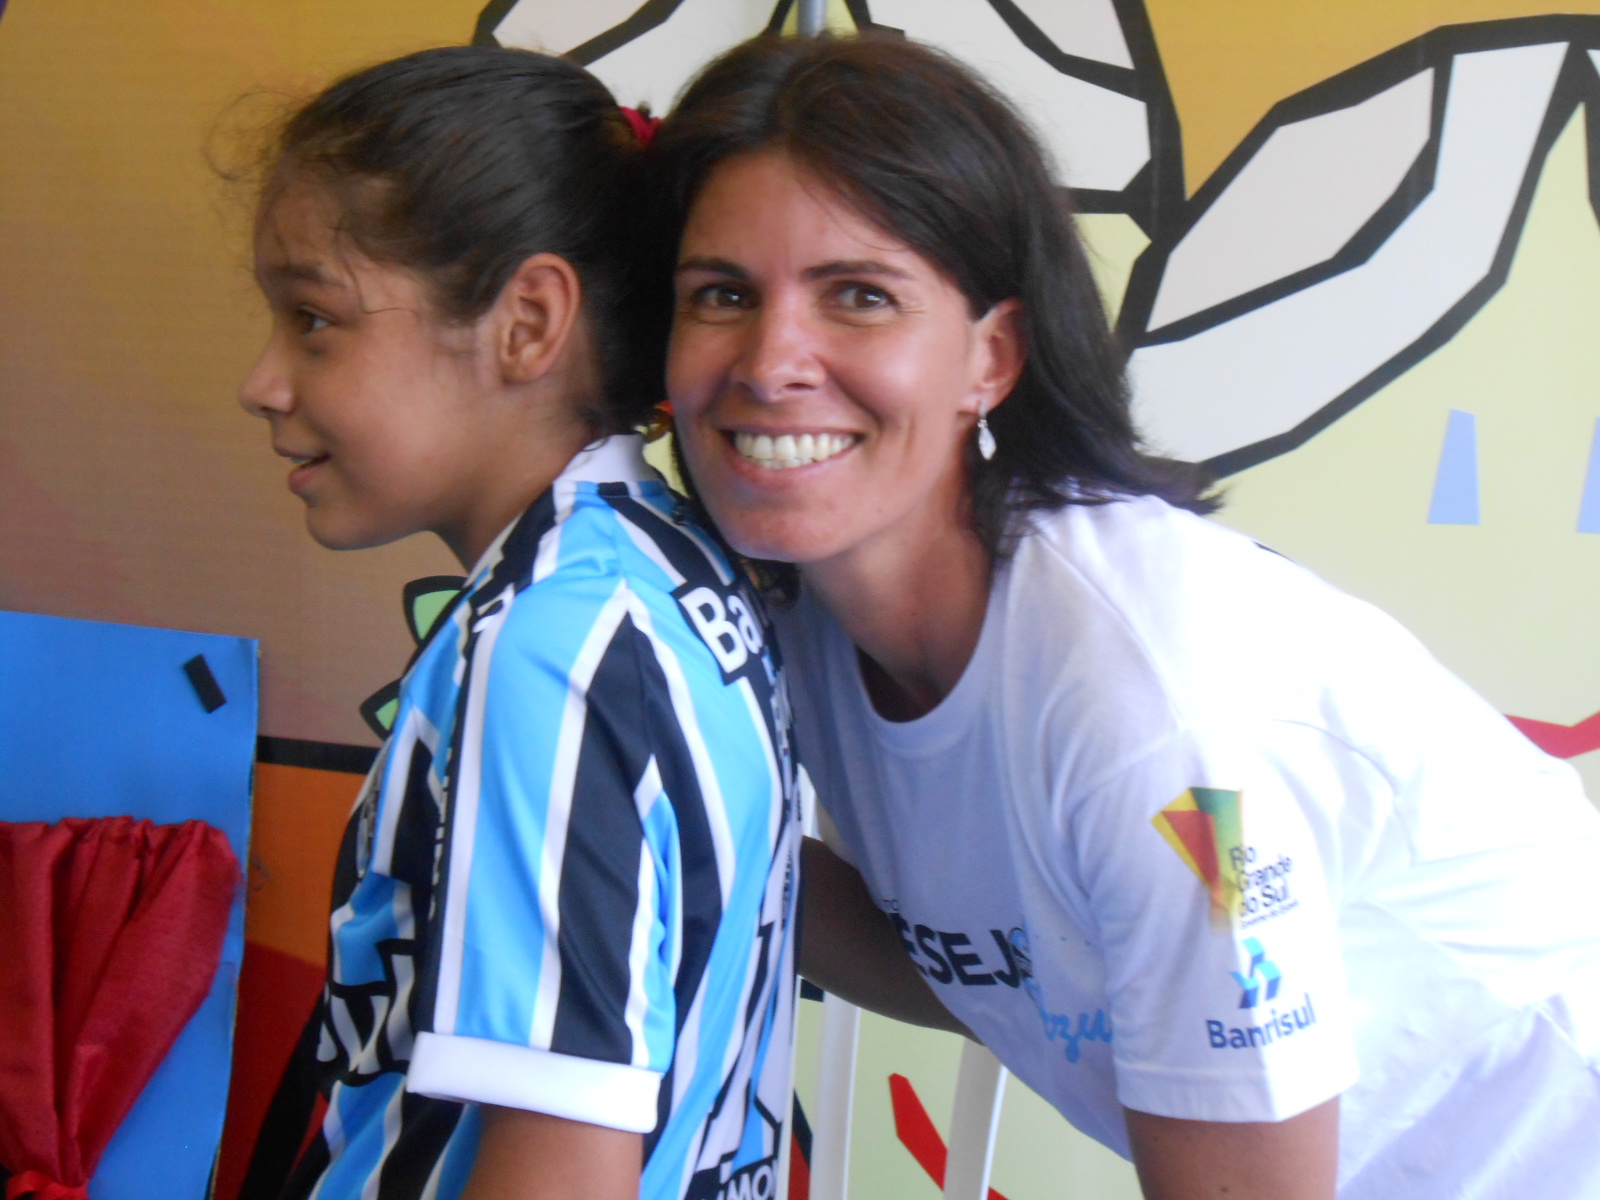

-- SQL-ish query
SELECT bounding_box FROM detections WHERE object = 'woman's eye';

[832,283,893,312]
[295,309,331,334]
[692,283,753,311]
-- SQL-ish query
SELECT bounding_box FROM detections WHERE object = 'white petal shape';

[1148,69,1434,330]
[491,0,646,56]
[1010,0,1133,68]
[1130,42,1567,465]
[869,0,1149,191]
[577,0,779,114]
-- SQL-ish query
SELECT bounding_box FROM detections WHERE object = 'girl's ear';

[495,252,585,385]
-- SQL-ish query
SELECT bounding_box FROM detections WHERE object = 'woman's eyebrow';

[802,259,913,282]
[676,255,748,278]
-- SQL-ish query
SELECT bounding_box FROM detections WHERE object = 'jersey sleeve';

[1067,721,1371,1123]
[406,573,680,1133]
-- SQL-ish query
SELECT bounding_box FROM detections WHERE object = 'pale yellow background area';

[0,0,480,744]
[792,1005,1143,1200]
[1147,0,1600,191]
[1215,109,1600,800]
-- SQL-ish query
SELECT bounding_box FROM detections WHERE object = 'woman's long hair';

[656,33,1215,575]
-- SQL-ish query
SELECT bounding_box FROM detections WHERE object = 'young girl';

[237,47,799,1200]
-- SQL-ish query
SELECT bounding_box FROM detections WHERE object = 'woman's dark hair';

[656,33,1215,569]
[260,45,669,434]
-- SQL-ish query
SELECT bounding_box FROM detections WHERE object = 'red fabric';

[5,1170,86,1200]
[0,818,240,1195]
[619,105,660,148]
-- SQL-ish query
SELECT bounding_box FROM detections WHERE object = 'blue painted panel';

[0,609,257,1200]
[1428,408,1480,526]
[1577,419,1600,534]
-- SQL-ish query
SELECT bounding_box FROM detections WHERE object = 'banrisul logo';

[1231,937,1280,1008]
[1152,787,1245,920]
[1207,939,1317,1051]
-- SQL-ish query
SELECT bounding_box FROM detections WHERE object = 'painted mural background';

[4,1,1600,1196]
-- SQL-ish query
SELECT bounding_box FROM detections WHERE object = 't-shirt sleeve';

[406,578,679,1133]
[1068,722,1371,1122]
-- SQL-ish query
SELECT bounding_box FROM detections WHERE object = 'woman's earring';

[976,404,997,461]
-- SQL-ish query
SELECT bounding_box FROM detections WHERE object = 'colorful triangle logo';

[1152,788,1244,920]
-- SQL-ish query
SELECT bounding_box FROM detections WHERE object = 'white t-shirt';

[779,496,1600,1199]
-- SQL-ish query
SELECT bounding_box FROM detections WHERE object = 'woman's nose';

[731,301,826,403]
[238,338,293,419]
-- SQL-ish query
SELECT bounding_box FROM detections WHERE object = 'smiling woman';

[657,33,1600,1200]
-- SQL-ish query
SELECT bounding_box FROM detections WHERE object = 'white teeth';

[733,431,856,469]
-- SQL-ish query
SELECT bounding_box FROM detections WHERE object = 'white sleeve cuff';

[407,1032,663,1132]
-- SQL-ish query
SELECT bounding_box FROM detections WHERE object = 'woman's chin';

[714,512,841,568]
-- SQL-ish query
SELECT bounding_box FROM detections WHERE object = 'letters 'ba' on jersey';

[276,437,801,1200]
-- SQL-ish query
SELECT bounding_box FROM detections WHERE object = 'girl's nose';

[238,338,293,419]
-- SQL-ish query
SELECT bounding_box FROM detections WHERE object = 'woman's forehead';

[683,151,918,269]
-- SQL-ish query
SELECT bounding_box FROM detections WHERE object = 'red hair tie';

[620,106,661,149]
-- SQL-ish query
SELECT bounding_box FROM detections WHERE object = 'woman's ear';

[494,252,585,385]
[968,298,1026,415]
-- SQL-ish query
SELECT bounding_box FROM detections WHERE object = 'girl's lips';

[287,454,329,497]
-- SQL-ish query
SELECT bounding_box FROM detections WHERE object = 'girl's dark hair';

[656,33,1215,568]
[262,45,669,434]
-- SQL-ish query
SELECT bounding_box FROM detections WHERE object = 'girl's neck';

[440,406,598,571]
[802,508,992,722]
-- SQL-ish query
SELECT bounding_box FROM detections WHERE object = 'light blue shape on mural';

[1577,419,1600,533]
[1428,409,1480,525]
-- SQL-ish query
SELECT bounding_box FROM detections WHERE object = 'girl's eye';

[295,308,331,334]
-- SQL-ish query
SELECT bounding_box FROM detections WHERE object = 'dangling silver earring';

[976,403,997,461]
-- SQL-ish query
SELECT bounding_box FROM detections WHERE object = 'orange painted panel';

[246,761,363,964]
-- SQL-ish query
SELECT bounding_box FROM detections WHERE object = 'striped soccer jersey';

[285,436,800,1200]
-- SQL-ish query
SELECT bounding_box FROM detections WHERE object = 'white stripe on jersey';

[624,590,738,907]
[632,490,736,588]
[736,677,783,849]
[530,579,635,1049]
[387,933,416,1064]
[625,837,657,1068]
[310,1086,348,1200]
[364,1084,405,1200]
[532,516,562,585]
[434,580,516,1037]
[615,511,686,587]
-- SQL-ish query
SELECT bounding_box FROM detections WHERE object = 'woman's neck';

[802,510,992,721]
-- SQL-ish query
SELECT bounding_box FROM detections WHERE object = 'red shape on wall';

[1506,710,1600,759]
[788,1128,811,1200]
[887,1074,1009,1200]
[212,943,328,1200]
[0,818,238,1199]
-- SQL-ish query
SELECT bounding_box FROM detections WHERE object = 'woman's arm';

[1124,1098,1339,1200]
[457,1106,641,1200]
[799,836,972,1036]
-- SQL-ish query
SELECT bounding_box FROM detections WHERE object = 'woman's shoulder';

[1000,497,1415,732]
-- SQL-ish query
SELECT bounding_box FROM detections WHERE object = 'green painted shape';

[375,697,399,733]
[410,589,458,643]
